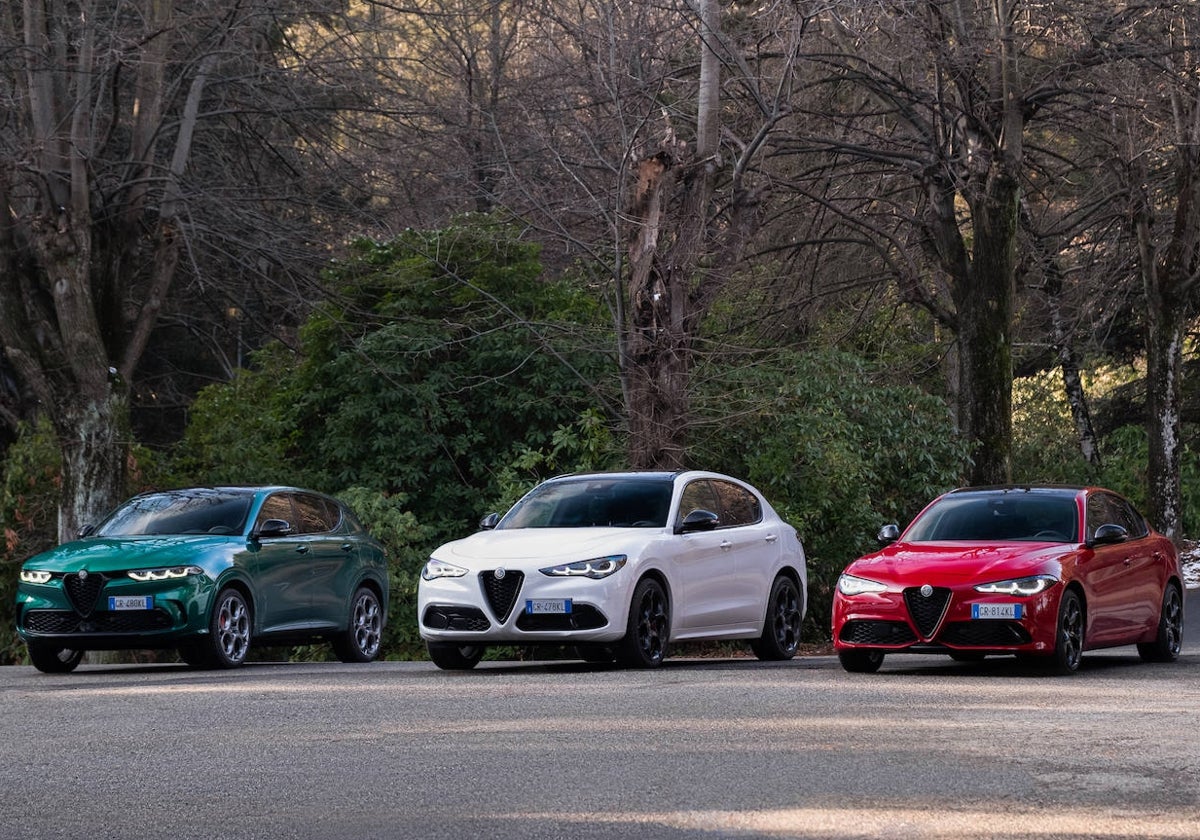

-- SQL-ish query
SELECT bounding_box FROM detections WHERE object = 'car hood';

[23,536,238,573]
[845,541,1073,586]
[437,527,655,566]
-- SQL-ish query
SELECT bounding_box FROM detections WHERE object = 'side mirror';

[1090,523,1128,546]
[77,524,96,539]
[254,519,295,539]
[676,509,720,534]
[876,523,901,545]
[479,513,501,530]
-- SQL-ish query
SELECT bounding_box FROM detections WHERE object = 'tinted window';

[677,480,721,527]
[1092,492,1148,539]
[712,480,761,526]
[294,494,334,534]
[256,494,295,530]
[96,490,253,537]
[906,494,1079,542]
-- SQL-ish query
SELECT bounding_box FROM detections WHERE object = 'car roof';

[129,485,331,499]
[542,470,748,484]
[946,485,1086,498]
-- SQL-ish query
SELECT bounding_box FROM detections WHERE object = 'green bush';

[0,419,61,664]
[691,349,970,640]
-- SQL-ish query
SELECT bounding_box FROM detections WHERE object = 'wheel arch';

[776,566,807,616]
[213,576,256,629]
[632,567,673,630]
[352,575,388,625]
[1063,579,1088,637]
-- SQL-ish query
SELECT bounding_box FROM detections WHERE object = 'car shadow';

[872,649,1198,678]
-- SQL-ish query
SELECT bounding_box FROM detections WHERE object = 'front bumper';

[832,583,1061,656]
[16,573,217,651]
[418,567,634,644]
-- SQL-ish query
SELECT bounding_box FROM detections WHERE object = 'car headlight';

[20,570,52,584]
[540,555,627,579]
[127,566,205,582]
[421,558,468,580]
[837,573,888,596]
[974,575,1057,596]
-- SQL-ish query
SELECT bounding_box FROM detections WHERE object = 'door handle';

[295,545,309,554]
[341,543,353,552]
[764,534,778,543]
[720,541,733,551]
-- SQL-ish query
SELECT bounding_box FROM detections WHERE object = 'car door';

[709,479,777,628]
[249,492,313,631]
[671,479,741,631]
[1080,492,1154,644]
[1103,494,1165,637]
[299,494,356,628]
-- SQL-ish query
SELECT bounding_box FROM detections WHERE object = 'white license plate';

[971,602,1022,620]
[525,598,572,615]
[109,595,153,611]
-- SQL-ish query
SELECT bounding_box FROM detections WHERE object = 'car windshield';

[904,494,1079,543]
[500,477,674,529]
[95,490,254,537]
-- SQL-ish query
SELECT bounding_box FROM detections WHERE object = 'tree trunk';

[625,153,690,470]
[56,391,128,541]
[622,0,722,470]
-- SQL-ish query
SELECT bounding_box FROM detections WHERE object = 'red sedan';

[832,486,1185,674]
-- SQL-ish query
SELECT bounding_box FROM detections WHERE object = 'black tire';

[575,644,617,664]
[426,641,484,670]
[750,575,803,661]
[618,578,670,668]
[27,643,84,674]
[1047,588,1084,675]
[332,586,384,663]
[203,588,252,669]
[1138,584,1184,663]
[838,649,884,673]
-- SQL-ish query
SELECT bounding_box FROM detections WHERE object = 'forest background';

[3,0,1200,662]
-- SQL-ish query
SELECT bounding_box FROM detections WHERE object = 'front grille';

[24,609,172,635]
[904,587,951,638]
[939,621,1032,647]
[516,604,607,632]
[838,619,917,646]
[64,573,107,617]
[421,605,491,632]
[480,570,524,622]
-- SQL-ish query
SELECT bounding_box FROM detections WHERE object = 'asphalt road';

[1,596,1198,840]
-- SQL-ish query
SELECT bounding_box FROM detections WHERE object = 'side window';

[677,480,720,527]
[323,498,344,531]
[255,494,295,531]
[294,494,334,535]
[1106,494,1147,538]
[712,480,761,527]
[1085,494,1111,540]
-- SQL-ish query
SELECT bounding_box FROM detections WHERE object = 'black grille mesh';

[64,573,107,617]
[904,587,951,638]
[480,571,524,622]
[24,609,172,634]
[939,621,1032,647]
[838,619,917,646]
[421,606,491,632]
[516,604,607,632]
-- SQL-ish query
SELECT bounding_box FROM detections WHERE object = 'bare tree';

[1107,5,1200,539]
[0,1,390,539]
